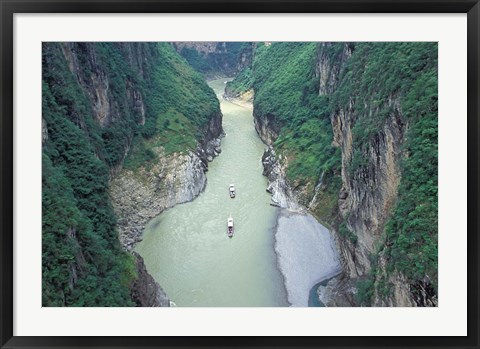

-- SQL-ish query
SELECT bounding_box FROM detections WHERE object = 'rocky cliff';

[42,42,223,307]
[254,112,282,146]
[310,43,403,286]
[130,252,171,307]
[110,112,224,250]
[261,146,300,210]
[61,42,146,128]
[55,43,154,174]
[246,42,438,306]
[317,44,409,305]
[316,43,437,307]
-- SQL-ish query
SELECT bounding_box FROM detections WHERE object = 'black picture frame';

[1,0,479,348]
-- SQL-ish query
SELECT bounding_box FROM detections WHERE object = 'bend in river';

[136,78,341,307]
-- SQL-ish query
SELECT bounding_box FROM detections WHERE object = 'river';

[135,79,289,306]
[135,78,342,307]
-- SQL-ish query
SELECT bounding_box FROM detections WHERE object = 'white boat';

[229,184,236,198]
[227,216,234,238]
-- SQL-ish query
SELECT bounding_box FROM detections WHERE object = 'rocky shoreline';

[110,147,219,250]
[130,252,171,307]
[110,111,224,306]
[250,100,343,307]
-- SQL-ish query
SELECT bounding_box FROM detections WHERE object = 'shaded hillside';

[173,42,254,77]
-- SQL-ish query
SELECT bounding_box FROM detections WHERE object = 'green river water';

[135,79,289,307]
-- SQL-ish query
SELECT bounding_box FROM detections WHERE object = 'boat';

[227,216,234,238]
[229,184,236,198]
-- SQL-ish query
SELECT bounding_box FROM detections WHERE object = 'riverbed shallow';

[275,210,342,307]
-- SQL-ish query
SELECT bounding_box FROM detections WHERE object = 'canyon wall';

[42,42,222,306]
[110,112,224,250]
[245,42,438,306]
[315,43,411,306]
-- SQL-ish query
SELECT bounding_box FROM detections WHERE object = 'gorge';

[134,79,341,307]
[42,41,438,307]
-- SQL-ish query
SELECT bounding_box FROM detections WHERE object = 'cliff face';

[110,111,224,250]
[42,42,222,307]
[316,43,437,307]
[61,43,145,128]
[332,99,405,277]
[130,252,170,307]
[247,42,438,307]
[314,44,417,306]
[316,44,405,280]
[320,46,410,305]
[254,112,282,146]
[261,146,300,210]
[316,43,353,96]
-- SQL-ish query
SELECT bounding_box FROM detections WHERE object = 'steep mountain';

[42,42,222,306]
[229,42,438,306]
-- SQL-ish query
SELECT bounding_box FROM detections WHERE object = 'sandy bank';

[274,209,342,307]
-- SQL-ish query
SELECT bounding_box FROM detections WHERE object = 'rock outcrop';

[316,42,354,96]
[261,146,300,210]
[313,43,422,306]
[110,111,224,250]
[110,110,223,304]
[60,42,146,129]
[130,252,171,307]
[318,43,438,307]
[332,97,405,276]
[110,150,207,249]
[199,110,224,162]
[254,112,282,146]
[223,89,254,104]
[57,42,154,179]
[251,42,436,307]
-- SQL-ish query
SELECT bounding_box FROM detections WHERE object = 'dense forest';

[227,42,438,306]
[42,42,220,306]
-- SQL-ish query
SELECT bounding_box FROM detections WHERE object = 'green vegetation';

[124,43,219,168]
[231,41,438,302]
[335,43,438,292]
[42,42,220,306]
[42,78,136,306]
[225,66,254,97]
[356,277,375,306]
[251,43,341,191]
[310,175,342,225]
[179,47,212,73]
[338,221,358,244]
[384,67,438,288]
